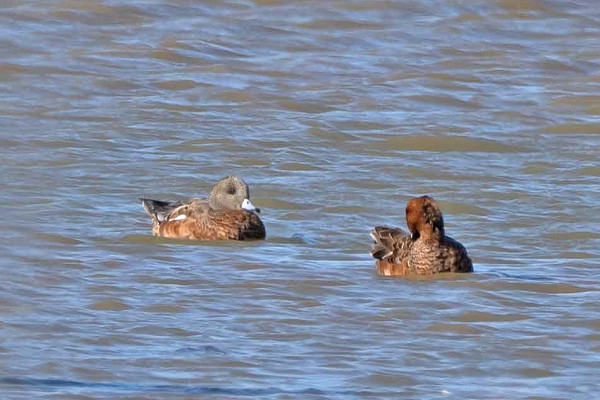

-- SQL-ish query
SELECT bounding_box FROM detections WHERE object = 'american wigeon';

[370,196,472,275]
[140,175,266,241]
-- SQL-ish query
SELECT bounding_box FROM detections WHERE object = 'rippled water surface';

[2,0,600,398]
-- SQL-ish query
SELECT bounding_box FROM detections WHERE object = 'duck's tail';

[140,198,182,228]
[370,226,408,261]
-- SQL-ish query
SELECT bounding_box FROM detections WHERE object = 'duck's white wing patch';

[169,214,187,221]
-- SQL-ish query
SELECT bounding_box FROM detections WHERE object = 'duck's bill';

[242,198,260,213]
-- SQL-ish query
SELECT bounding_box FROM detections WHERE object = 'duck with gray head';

[140,175,265,241]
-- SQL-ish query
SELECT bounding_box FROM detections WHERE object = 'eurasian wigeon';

[140,175,266,241]
[370,196,472,275]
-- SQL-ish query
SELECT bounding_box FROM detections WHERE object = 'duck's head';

[209,175,260,213]
[406,195,444,240]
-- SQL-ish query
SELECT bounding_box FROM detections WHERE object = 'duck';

[370,195,472,276]
[140,175,266,241]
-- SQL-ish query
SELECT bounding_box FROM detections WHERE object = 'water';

[2,0,600,398]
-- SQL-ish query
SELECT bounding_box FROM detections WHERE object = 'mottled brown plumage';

[370,196,472,276]
[140,176,266,241]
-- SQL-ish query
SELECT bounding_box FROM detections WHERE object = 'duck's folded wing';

[160,198,209,222]
[140,198,182,222]
[370,226,411,263]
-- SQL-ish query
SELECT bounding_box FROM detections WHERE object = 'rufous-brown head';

[405,196,445,240]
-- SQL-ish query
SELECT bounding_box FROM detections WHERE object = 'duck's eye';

[227,186,236,195]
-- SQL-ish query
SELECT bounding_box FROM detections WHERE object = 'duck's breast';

[200,210,266,240]
[442,236,473,273]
